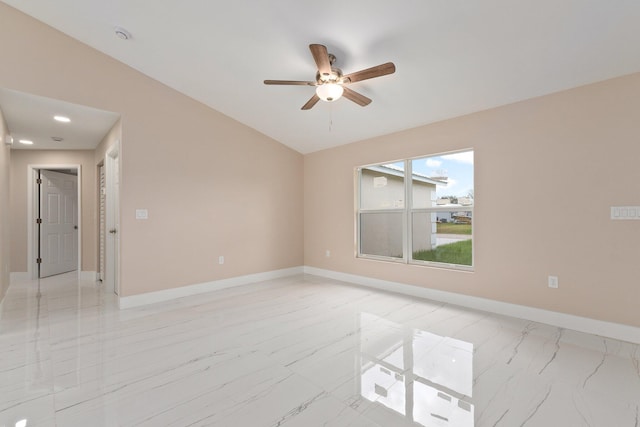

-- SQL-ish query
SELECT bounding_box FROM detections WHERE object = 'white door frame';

[27,164,82,279]
[97,162,105,282]
[105,144,120,295]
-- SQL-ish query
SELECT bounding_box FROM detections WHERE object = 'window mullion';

[356,167,362,257]
[405,159,411,264]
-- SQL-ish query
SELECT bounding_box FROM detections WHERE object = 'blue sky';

[412,150,474,198]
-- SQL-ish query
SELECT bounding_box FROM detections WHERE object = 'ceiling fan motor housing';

[317,67,343,84]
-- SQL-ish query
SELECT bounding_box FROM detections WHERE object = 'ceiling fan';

[264,44,396,110]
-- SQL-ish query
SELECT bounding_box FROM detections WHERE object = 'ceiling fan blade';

[342,87,372,107]
[301,94,320,110]
[264,80,316,86]
[309,44,331,76]
[343,62,396,84]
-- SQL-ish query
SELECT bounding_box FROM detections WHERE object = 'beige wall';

[0,108,10,302]
[95,118,122,165]
[9,150,97,273]
[0,3,304,296]
[305,72,640,328]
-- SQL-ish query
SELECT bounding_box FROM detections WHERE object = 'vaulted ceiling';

[2,0,640,153]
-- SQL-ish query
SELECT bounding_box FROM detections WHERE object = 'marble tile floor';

[1,272,639,427]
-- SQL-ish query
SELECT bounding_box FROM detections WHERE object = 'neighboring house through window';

[357,150,474,269]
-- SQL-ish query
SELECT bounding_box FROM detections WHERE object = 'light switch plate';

[135,209,148,220]
[611,206,640,220]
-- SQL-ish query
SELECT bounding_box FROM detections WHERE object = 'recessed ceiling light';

[19,139,34,145]
[54,115,71,123]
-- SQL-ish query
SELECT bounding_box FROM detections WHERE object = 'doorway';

[27,164,82,279]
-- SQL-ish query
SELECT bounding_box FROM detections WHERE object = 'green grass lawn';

[436,223,472,235]
[413,239,472,266]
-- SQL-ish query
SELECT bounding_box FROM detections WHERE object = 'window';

[357,150,474,269]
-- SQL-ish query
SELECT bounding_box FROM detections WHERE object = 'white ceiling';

[0,88,120,150]
[2,0,640,154]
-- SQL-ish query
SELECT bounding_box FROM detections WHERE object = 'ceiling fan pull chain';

[329,105,333,132]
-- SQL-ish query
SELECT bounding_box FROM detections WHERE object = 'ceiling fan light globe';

[316,83,344,102]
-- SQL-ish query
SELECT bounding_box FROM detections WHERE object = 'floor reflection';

[29,279,46,390]
[358,313,474,426]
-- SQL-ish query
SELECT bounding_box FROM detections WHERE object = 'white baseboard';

[10,272,30,283]
[304,267,640,345]
[119,266,304,310]
[79,271,97,281]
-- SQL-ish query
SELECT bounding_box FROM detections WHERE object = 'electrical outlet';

[548,276,558,289]
[325,250,331,257]
[218,256,224,265]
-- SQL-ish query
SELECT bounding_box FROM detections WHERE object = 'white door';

[105,149,120,295]
[39,170,78,277]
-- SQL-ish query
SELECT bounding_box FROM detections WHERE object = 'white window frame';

[356,163,408,263]
[356,150,474,271]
